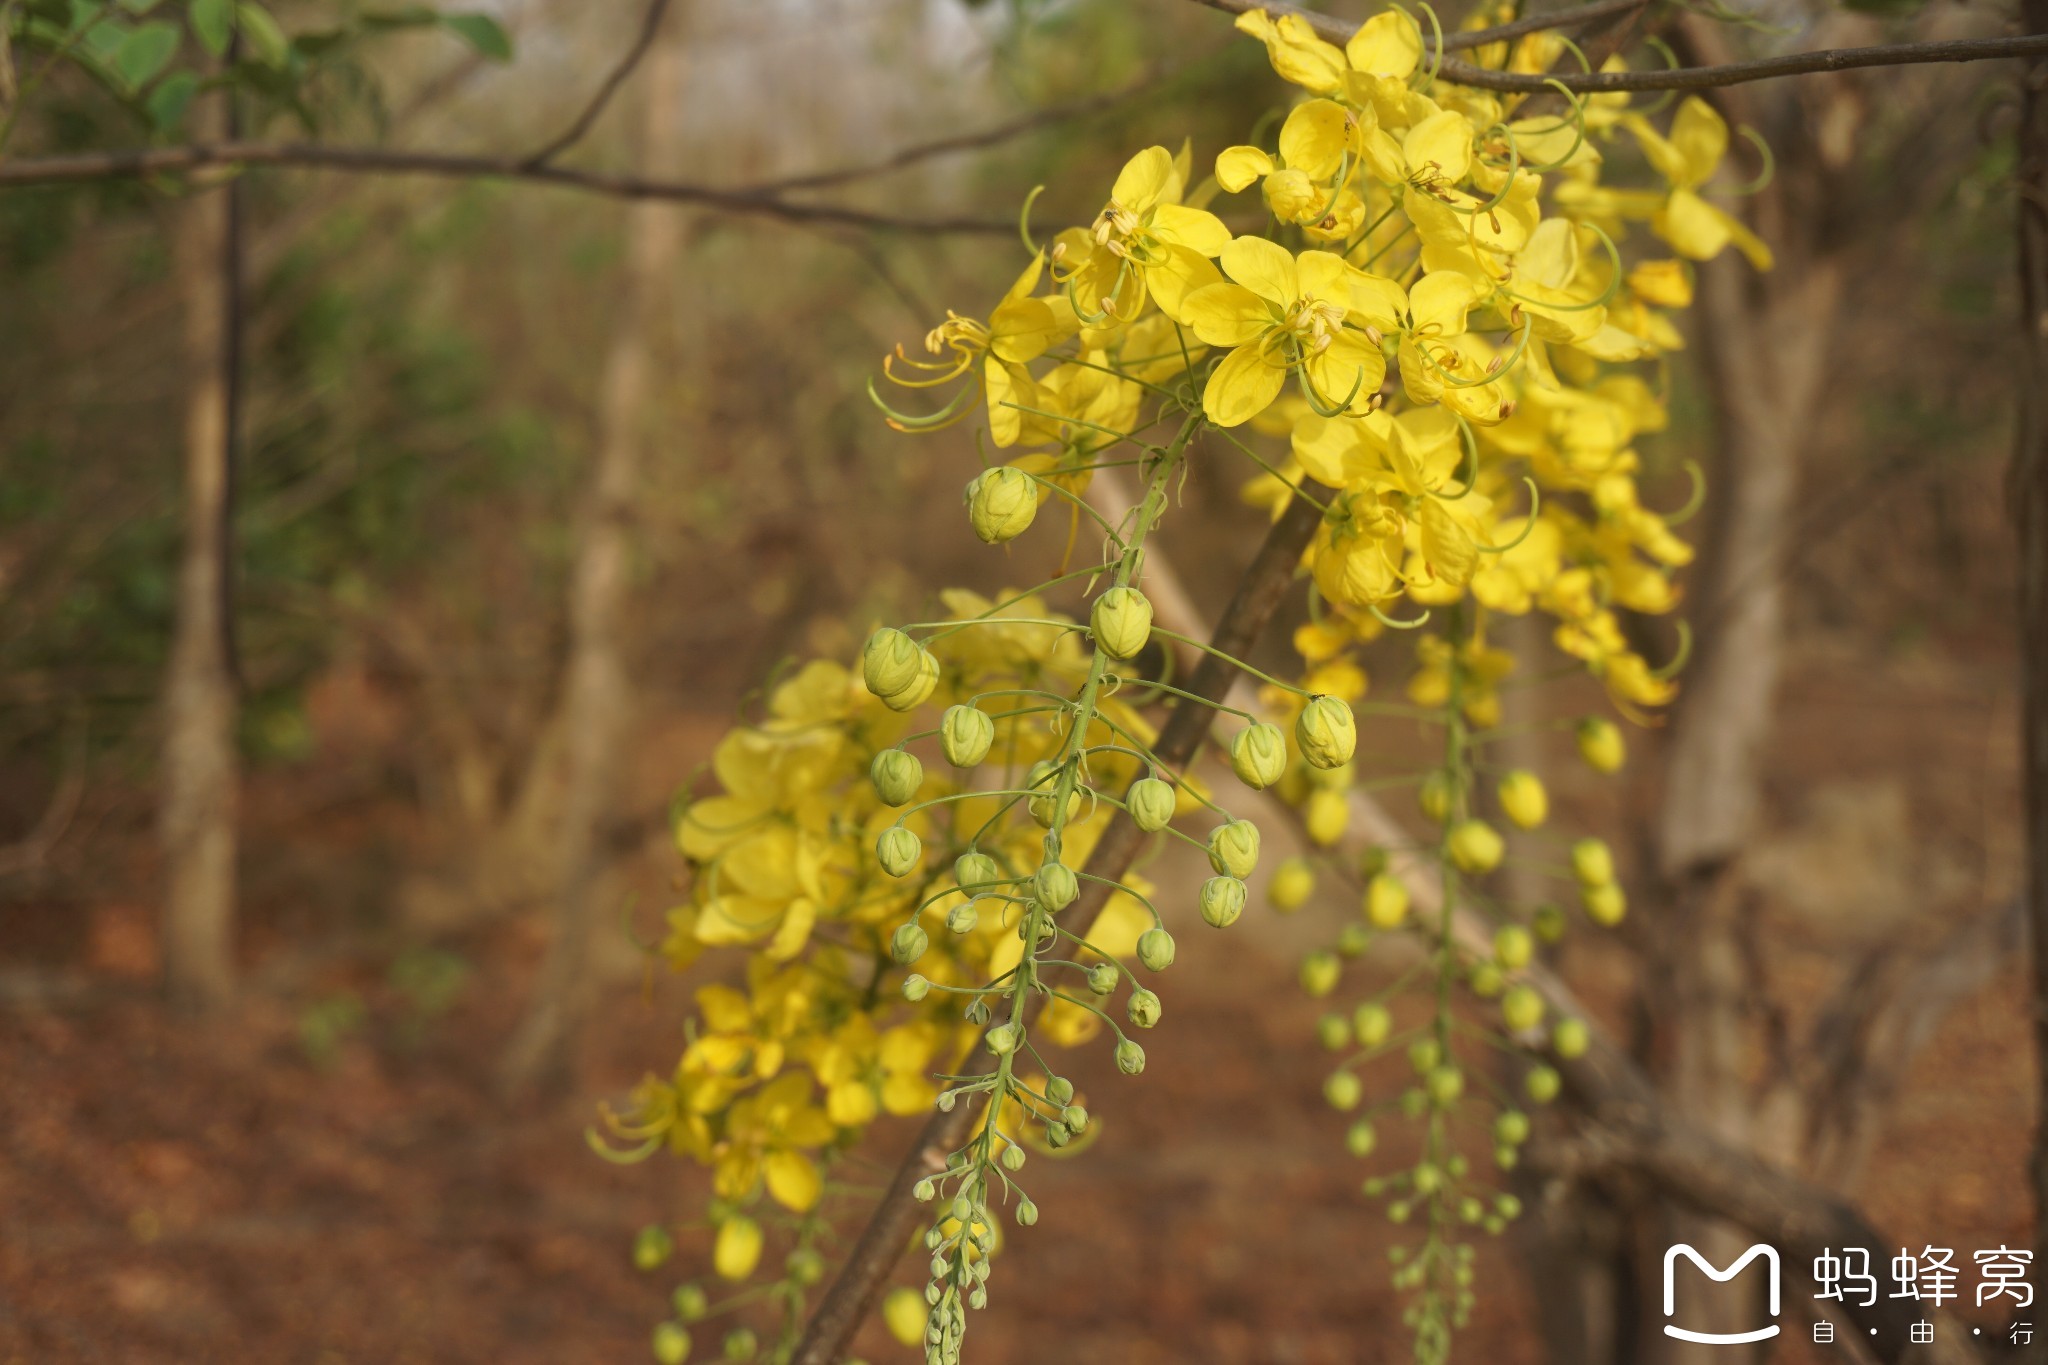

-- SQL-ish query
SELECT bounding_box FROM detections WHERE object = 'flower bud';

[1136,927,1176,972]
[985,1022,1020,1055]
[1501,984,1544,1033]
[862,627,923,699]
[1026,760,1076,828]
[890,922,928,965]
[721,1327,757,1362]
[1346,1119,1378,1158]
[1525,1064,1561,1104]
[1582,881,1625,925]
[786,1247,826,1287]
[1015,1198,1040,1227]
[1469,962,1504,997]
[1126,776,1178,833]
[1576,717,1626,773]
[1295,695,1357,770]
[1199,875,1247,929]
[1228,722,1288,791]
[713,1216,763,1282]
[902,974,930,1002]
[652,1322,692,1365]
[1046,1075,1075,1105]
[1318,1013,1352,1050]
[1090,586,1153,660]
[913,1178,936,1202]
[965,466,1038,544]
[1000,1143,1026,1172]
[1115,1039,1147,1075]
[1447,819,1504,874]
[1263,166,1321,222]
[672,1283,709,1322]
[1300,948,1341,998]
[1268,856,1315,912]
[1086,963,1118,995]
[1552,1016,1590,1059]
[1353,1001,1392,1047]
[883,1287,929,1348]
[876,826,922,878]
[1532,903,1566,943]
[870,749,923,807]
[1427,1065,1465,1107]
[1364,872,1409,930]
[939,704,995,767]
[1419,773,1458,826]
[1337,923,1371,957]
[634,1223,675,1271]
[1324,1070,1363,1111]
[1306,787,1349,845]
[1206,819,1261,879]
[1061,1103,1089,1133]
[881,648,940,713]
[1034,861,1078,911]
[1570,837,1615,887]
[954,851,1002,892]
[1494,1111,1530,1146]
[1494,924,1534,970]
[1127,988,1162,1029]
[946,901,978,935]
[1497,769,1548,830]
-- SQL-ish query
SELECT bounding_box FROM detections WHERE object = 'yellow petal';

[1216,144,1275,193]
[1149,204,1231,258]
[989,296,1068,364]
[881,1071,938,1117]
[1278,98,1352,180]
[1668,96,1728,187]
[1220,234,1300,305]
[1110,145,1175,213]
[1402,110,1474,186]
[1144,244,1225,325]
[714,1216,764,1281]
[1408,271,1480,335]
[1181,281,1271,347]
[764,1151,823,1212]
[1203,344,1289,428]
[1305,331,1385,412]
[1653,188,1731,261]
[826,1079,877,1127]
[1420,500,1479,586]
[1345,10,1421,77]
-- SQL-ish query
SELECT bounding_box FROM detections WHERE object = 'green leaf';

[189,0,230,55]
[440,12,509,61]
[146,66,197,130]
[234,0,285,66]
[79,15,126,59]
[113,18,178,88]
[116,0,162,13]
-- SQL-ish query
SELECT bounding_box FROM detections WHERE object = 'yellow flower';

[1055,144,1229,326]
[1622,97,1774,270]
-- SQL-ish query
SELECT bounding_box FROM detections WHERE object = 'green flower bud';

[1046,1076,1075,1105]
[1061,1104,1089,1133]
[1034,861,1079,911]
[1447,819,1505,874]
[1228,723,1288,790]
[1000,1143,1027,1172]
[954,851,1002,892]
[1408,1038,1443,1073]
[1469,962,1504,998]
[1044,1121,1071,1150]
[1364,872,1409,930]
[652,1322,692,1365]
[1494,924,1534,970]
[945,901,978,935]
[1412,1163,1443,1195]
[1015,1198,1039,1227]
[1206,819,1261,879]
[861,627,922,699]
[1347,1120,1378,1158]
[1268,856,1315,912]
[965,465,1038,544]
[1337,923,1371,957]
[1126,776,1178,833]
[1419,770,1457,824]
[939,704,995,767]
[1532,903,1567,943]
[634,1224,675,1271]
[876,826,922,878]
[1026,760,1077,828]
[1494,1111,1530,1146]
[1086,962,1118,995]
[672,1283,709,1322]
[1497,769,1549,830]
[722,1327,757,1362]
[1353,1002,1392,1048]
[1427,1066,1465,1107]
[1576,716,1626,773]
[1400,1088,1428,1119]
[1199,875,1247,929]
[1501,984,1544,1033]
[1324,1070,1364,1110]
[1115,1039,1147,1075]
[1496,1194,1524,1221]
[902,974,930,1002]
[1136,927,1176,972]
[1317,1013,1352,1051]
[985,1022,1020,1055]
[1388,1201,1412,1224]
[1570,837,1615,887]
[1581,881,1626,925]
[1295,695,1357,770]
[1552,1016,1590,1059]
[884,649,940,713]
[890,922,928,965]
[1090,586,1153,660]
[1300,948,1341,998]
[1127,987,1162,1028]
[870,748,923,807]
[912,1178,936,1202]
[1525,1064,1561,1104]
[786,1247,826,1287]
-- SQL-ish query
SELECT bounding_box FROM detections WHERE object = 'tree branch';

[521,0,676,168]
[788,476,1330,1365]
[1185,0,2048,91]
[0,141,1012,233]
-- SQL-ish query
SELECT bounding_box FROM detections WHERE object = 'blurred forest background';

[0,0,2033,1361]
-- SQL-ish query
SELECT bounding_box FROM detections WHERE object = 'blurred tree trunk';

[161,81,241,1012]
[499,14,689,1095]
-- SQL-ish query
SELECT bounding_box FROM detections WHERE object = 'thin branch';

[1187,0,1648,53]
[1186,0,2048,91]
[788,478,1332,1365]
[521,0,675,168]
[0,142,1012,234]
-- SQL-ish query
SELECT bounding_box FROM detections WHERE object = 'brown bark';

[498,14,690,1094]
[160,78,240,1012]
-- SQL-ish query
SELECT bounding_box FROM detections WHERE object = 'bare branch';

[1186,0,1649,53]
[521,0,676,168]
[0,142,1012,234]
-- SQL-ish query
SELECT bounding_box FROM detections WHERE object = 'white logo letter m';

[1663,1243,1782,1345]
